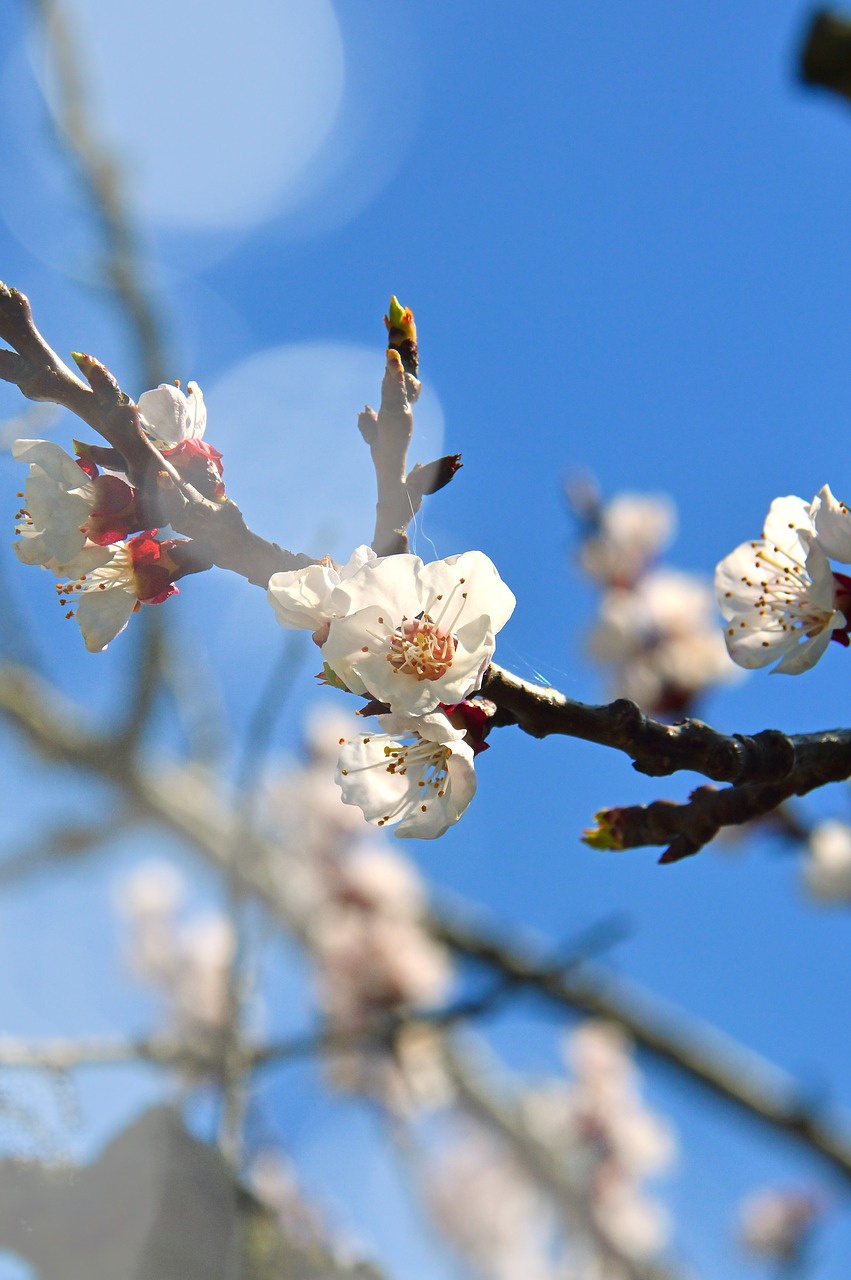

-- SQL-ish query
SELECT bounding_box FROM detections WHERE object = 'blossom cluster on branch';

[570,481,737,716]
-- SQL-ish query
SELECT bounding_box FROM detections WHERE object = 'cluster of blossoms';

[522,1022,676,1265]
[715,487,851,674]
[571,484,736,715]
[12,382,223,651]
[115,859,238,1055]
[265,709,454,1108]
[267,546,515,838]
[424,1021,675,1280]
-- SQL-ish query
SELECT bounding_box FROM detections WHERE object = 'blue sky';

[2,0,851,1275]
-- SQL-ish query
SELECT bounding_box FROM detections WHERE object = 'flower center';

[747,546,832,636]
[386,616,457,682]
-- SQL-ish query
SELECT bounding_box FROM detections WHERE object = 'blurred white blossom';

[738,1187,822,1261]
[577,492,676,590]
[116,860,236,1044]
[588,568,736,715]
[803,819,851,902]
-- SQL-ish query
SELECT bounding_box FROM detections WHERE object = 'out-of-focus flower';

[424,1123,559,1280]
[523,1021,675,1263]
[589,568,736,714]
[336,710,477,839]
[250,1152,337,1256]
[738,1188,822,1261]
[577,491,676,589]
[267,545,375,640]
[59,530,185,652]
[321,550,515,714]
[715,495,846,674]
[309,843,453,1108]
[116,860,236,1044]
[803,819,851,902]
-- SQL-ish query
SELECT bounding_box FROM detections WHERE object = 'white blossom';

[59,531,181,652]
[589,569,736,712]
[738,1188,821,1261]
[715,495,844,674]
[116,860,236,1041]
[138,380,206,446]
[579,492,676,589]
[336,710,477,839]
[803,819,851,902]
[424,1124,561,1280]
[266,545,375,637]
[11,438,138,575]
[322,550,515,714]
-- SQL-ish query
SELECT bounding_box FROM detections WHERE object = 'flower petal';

[75,584,137,652]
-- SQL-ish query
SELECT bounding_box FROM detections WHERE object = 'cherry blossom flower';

[59,530,185,652]
[738,1188,822,1262]
[803,819,851,902]
[522,1021,675,1264]
[13,439,138,571]
[335,710,477,839]
[267,545,376,641]
[116,860,237,1043]
[577,490,677,589]
[322,550,515,714]
[424,1123,560,1280]
[715,495,846,674]
[588,568,736,714]
[138,381,206,446]
[138,380,225,499]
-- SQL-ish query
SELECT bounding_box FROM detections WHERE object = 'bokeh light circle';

[207,342,445,562]
[32,0,345,230]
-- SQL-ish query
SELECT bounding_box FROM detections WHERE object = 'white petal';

[396,743,477,839]
[75,585,137,652]
[329,553,424,620]
[715,542,771,618]
[771,625,836,675]
[762,495,814,554]
[375,710,467,743]
[812,484,851,564]
[418,550,516,633]
[336,733,476,840]
[13,439,87,488]
[138,384,193,446]
[267,562,342,630]
[184,382,207,439]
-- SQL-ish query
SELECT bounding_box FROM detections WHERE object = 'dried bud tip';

[406,454,463,500]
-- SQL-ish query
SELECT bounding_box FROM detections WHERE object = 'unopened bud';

[384,295,418,376]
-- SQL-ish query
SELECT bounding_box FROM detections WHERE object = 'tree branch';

[0,283,314,585]
[435,912,851,1187]
[3,660,851,1184]
[586,731,851,863]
